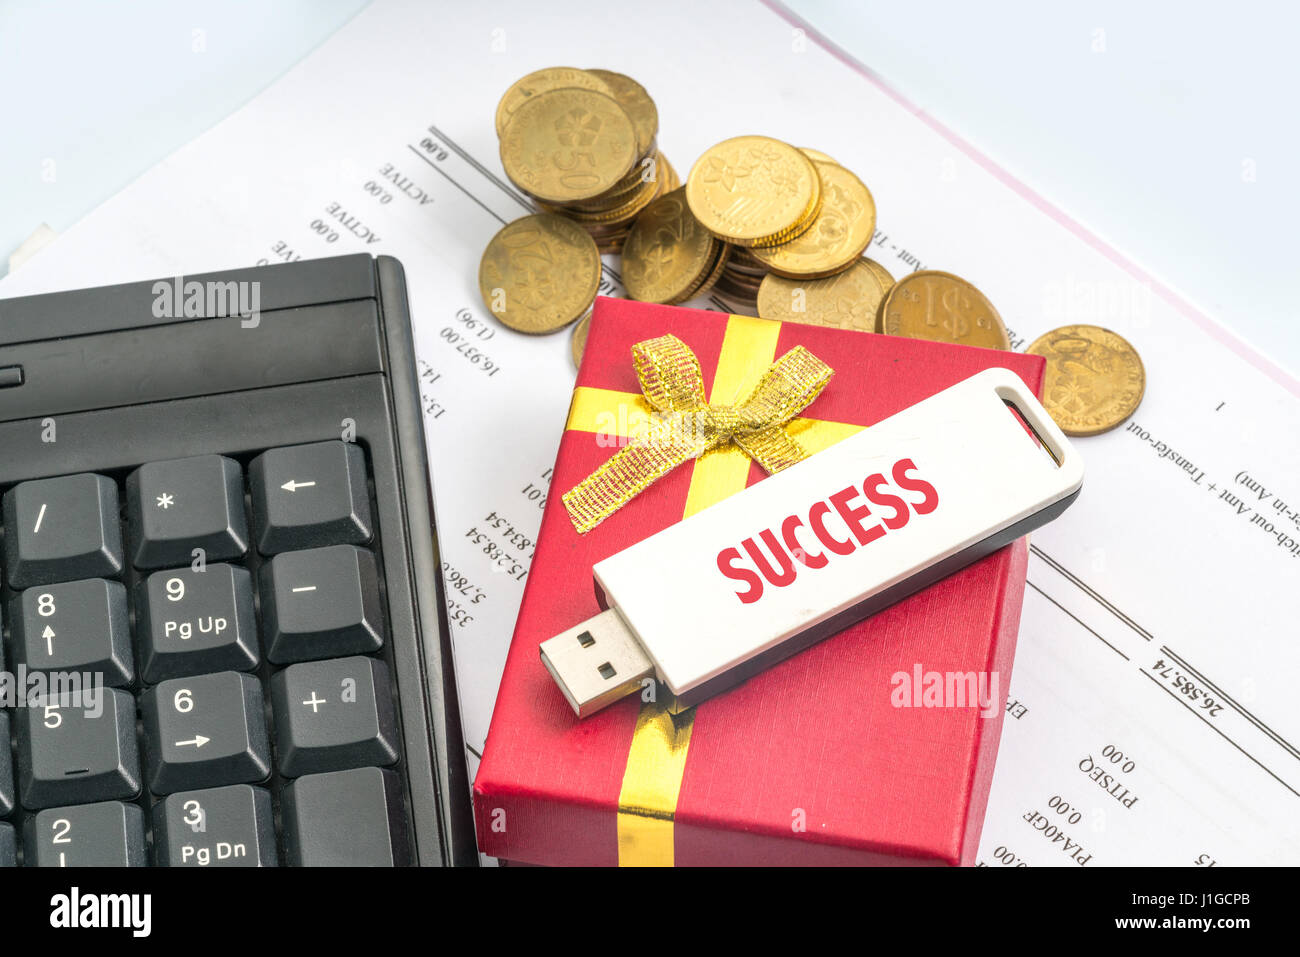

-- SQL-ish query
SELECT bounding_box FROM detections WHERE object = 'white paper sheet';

[2,0,1296,865]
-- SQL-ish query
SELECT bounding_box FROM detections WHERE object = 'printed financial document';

[2,0,1295,865]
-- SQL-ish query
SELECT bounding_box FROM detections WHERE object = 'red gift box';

[474,297,1046,866]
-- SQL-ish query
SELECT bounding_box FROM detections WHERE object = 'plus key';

[270,656,398,777]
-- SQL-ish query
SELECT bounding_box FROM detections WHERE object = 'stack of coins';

[665,136,891,314]
[714,245,769,303]
[685,137,824,249]
[496,67,678,255]
[483,94,1149,429]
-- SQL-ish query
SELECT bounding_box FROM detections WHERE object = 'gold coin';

[862,256,894,291]
[755,259,885,333]
[878,270,1009,349]
[586,69,658,158]
[494,67,614,137]
[570,311,593,370]
[798,147,839,164]
[685,136,821,246]
[500,88,637,203]
[748,162,875,278]
[478,213,601,334]
[622,187,718,304]
[1025,325,1146,436]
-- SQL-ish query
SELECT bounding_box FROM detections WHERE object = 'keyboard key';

[0,714,13,818]
[136,564,259,682]
[271,657,399,777]
[281,766,410,866]
[125,454,248,569]
[24,802,147,866]
[249,441,373,554]
[0,714,14,818]
[2,473,124,588]
[17,688,140,809]
[9,578,133,686]
[260,544,384,663]
[154,784,277,867]
[0,824,13,866]
[140,672,271,794]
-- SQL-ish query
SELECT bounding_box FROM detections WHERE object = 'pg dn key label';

[154,785,278,867]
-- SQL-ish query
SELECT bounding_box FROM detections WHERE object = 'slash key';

[2,473,123,588]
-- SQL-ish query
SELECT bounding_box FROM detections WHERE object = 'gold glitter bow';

[562,334,833,533]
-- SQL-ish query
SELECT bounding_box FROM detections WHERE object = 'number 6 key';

[140,672,272,795]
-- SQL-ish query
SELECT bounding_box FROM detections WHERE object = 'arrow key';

[24,802,147,866]
[141,672,271,795]
[249,441,372,555]
[154,784,278,867]
[9,578,133,687]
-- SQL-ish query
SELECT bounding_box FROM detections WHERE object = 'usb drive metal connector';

[540,608,654,718]
[540,369,1085,719]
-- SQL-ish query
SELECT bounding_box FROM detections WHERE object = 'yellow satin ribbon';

[615,690,694,867]
[562,332,834,534]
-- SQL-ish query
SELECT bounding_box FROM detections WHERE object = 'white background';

[2,0,1296,374]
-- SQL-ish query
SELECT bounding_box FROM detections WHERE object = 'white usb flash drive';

[540,368,1084,717]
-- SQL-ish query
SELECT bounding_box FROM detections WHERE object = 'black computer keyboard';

[0,254,477,866]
